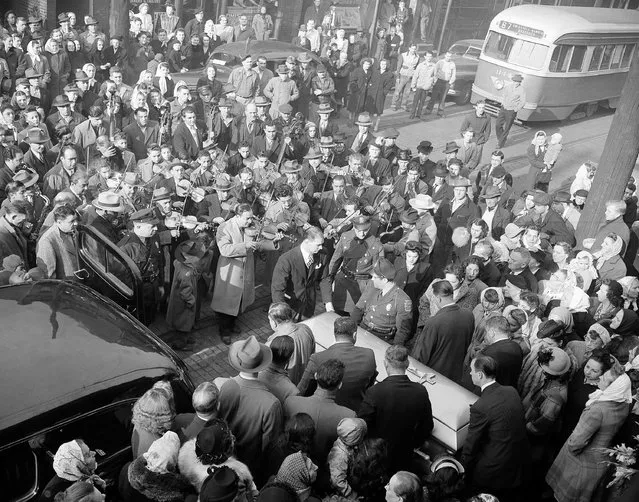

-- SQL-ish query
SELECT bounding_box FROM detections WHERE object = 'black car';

[0,227,195,501]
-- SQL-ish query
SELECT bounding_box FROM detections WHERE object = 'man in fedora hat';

[432,176,480,269]
[322,215,384,315]
[72,105,108,162]
[347,113,374,156]
[480,164,516,211]
[117,172,143,213]
[217,335,281,484]
[480,185,512,241]
[351,258,413,345]
[22,128,52,181]
[409,193,438,253]
[317,102,338,138]
[295,52,315,119]
[265,182,311,250]
[496,74,526,148]
[83,189,126,244]
[45,95,84,138]
[200,174,237,225]
[79,17,105,55]
[263,65,299,119]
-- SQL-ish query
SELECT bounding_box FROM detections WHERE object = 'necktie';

[407,182,416,199]
[306,255,314,269]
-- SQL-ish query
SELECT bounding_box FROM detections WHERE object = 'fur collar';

[128,456,192,502]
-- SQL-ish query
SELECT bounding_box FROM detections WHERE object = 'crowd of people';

[2,3,639,502]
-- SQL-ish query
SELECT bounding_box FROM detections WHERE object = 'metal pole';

[369,0,383,56]
[436,0,454,55]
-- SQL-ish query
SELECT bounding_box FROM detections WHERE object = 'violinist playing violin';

[211,203,281,345]
[231,168,263,217]
[227,141,255,177]
[197,174,237,226]
[264,183,311,261]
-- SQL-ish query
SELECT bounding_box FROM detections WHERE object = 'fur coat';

[119,457,193,502]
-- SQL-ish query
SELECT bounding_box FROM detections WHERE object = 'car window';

[0,442,38,502]
[467,47,481,58]
[448,44,468,56]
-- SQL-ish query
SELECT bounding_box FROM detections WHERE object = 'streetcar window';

[600,45,615,70]
[550,46,571,72]
[621,44,635,68]
[588,45,604,71]
[568,46,586,72]
[610,45,624,70]
[484,31,548,70]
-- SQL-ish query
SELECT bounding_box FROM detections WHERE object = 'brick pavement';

[150,257,325,385]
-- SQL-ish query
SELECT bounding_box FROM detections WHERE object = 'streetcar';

[471,5,639,121]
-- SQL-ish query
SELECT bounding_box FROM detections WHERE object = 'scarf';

[52,440,104,489]
[585,373,632,407]
[612,309,639,337]
[27,41,40,63]
[548,306,574,333]
[276,452,315,492]
[595,235,623,269]
[618,276,639,310]
[588,323,611,346]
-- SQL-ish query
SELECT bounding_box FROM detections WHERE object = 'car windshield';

[484,30,548,70]
[449,44,481,59]
[208,52,238,66]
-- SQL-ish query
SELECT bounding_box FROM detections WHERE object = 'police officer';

[118,208,163,324]
[322,214,384,314]
[351,258,413,346]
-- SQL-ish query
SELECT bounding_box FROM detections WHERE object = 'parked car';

[442,38,483,105]
[0,227,195,501]
[172,40,321,91]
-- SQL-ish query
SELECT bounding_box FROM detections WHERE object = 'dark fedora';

[200,465,239,502]
[443,141,459,154]
[228,335,272,373]
[25,128,48,144]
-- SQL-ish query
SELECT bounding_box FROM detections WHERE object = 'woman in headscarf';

[275,452,319,501]
[67,39,86,72]
[547,362,632,502]
[606,308,639,364]
[264,413,316,482]
[560,347,613,443]
[40,440,105,501]
[88,38,109,83]
[618,275,639,313]
[82,63,100,93]
[202,20,221,54]
[137,70,154,87]
[566,323,611,368]
[178,419,259,500]
[527,130,548,191]
[45,37,71,99]
[503,305,531,356]
[119,431,193,502]
[131,387,175,458]
[594,232,626,281]
[569,250,598,293]
[327,418,368,499]
[25,40,51,87]
[152,62,175,100]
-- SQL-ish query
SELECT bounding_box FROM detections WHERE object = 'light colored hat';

[92,191,126,212]
[143,431,181,473]
[409,194,435,210]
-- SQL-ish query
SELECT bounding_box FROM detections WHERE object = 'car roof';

[0,280,183,432]
[211,40,321,63]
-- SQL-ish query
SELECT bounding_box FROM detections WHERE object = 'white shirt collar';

[481,380,497,392]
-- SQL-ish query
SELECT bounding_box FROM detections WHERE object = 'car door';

[75,224,147,323]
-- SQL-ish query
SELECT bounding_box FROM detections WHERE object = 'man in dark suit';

[272,227,326,320]
[473,239,503,287]
[481,317,524,390]
[285,359,355,464]
[251,121,295,164]
[236,103,264,146]
[364,142,391,184]
[358,345,433,473]
[174,382,219,443]
[297,317,377,412]
[462,355,530,501]
[411,280,474,385]
[311,175,349,227]
[346,113,375,155]
[172,106,203,161]
[480,185,512,240]
[123,107,161,161]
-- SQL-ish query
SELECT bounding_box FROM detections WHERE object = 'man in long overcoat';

[212,203,279,344]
